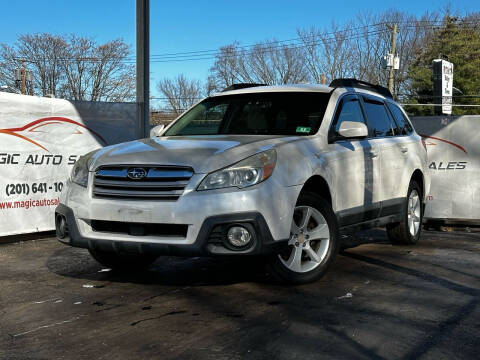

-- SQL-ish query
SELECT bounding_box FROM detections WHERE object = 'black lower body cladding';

[55,204,287,257]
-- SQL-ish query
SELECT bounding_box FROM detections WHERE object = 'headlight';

[71,151,95,187]
[198,149,276,191]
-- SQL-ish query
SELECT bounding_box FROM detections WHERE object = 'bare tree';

[350,11,440,95]
[0,33,67,96]
[88,39,135,102]
[248,42,309,84]
[0,33,135,101]
[297,22,357,83]
[156,74,204,114]
[297,10,441,97]
[387,11,441,97]
[208,40,309,91]
[350,13,388,85]
[58,35,94,100]
[22,33,67,97]
[207,43,244,92]
[0,44,23,92]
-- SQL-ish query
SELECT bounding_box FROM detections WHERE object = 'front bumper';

[55,203,288,256]
[56,172,300,256]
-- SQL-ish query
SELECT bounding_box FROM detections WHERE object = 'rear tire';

[267,192,339,284]
[88,249,157,271]
[387,180,423,245]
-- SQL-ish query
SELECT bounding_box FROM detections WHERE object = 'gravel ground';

[0,229,479,360]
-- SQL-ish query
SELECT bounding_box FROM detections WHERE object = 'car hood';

[89,135,300,173]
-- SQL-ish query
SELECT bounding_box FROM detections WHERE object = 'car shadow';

[341,228,391,249]
[46,245,274,286]
[46,228,391,287]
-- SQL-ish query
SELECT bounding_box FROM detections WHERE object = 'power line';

[121,27,391,64]
[140,19,479,61]
[150,94,480,101]
[130,29,390,63]
[401,103,480,107]
[138,19,480,61]
[143,22,389,60]
[2,28,389,64]
[1,19,478,64]
[398,94,480,98]
[143,23,479,64]
[4,23,386,63]
[150,97,203,100]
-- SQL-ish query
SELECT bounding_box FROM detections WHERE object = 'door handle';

[369,151,379,158]
[400,146,408,153]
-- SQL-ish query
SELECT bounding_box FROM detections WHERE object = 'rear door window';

[362,97,396,137]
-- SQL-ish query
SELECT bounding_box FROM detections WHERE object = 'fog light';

[227,226,252,247]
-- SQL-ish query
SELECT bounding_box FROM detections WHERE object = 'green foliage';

[406,16,480,115]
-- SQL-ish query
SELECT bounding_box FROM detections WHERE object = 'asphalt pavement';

[0,230,479,360]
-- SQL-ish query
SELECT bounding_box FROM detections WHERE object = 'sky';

[1,0,479,103]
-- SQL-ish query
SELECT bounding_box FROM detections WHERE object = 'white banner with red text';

[411,115,480,222]
[0,93,139,236]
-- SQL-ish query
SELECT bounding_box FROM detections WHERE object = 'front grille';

[91,220,188,237]
[93,165,194,200]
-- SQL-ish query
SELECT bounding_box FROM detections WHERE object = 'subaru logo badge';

[127,167,147,179]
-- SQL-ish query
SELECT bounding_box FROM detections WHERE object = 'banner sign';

[411,115,480,221]
[0,93,139,236]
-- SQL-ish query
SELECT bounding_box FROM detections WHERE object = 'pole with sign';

[433,59,454,115]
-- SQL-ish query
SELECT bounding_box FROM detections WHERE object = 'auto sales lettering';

[0,153,79,165]
[429,161,467,170]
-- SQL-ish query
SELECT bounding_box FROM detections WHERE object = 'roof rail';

[329,78,392,99]
[221,83,266,92]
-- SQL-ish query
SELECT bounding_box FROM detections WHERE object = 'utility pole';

[20,60,26,95]
[387,23,397,94]
[136,0,150,138]
[320,74,326,85]
[15,60,27,95]
[15,60,30,95]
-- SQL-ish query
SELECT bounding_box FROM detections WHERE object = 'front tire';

[387,180,423,245]
[88,249,157,271]
[267,192,339,284]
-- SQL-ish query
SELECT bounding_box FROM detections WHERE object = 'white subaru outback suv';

[55,79,430,284]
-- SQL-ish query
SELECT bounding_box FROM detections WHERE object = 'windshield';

[164,92,331,136]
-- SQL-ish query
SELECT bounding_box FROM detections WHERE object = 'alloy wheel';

[279,206,331,273]
[408,190,421,236]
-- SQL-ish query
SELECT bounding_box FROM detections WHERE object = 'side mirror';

[150,124,165,138]
[337,121,368,139]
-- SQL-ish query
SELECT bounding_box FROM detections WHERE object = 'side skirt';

[339,214,403,235]
[337,197,406,235]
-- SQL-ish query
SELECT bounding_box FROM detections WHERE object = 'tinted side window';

[387,102,413,135]
[332,95,365,135]
[362,98,396,137]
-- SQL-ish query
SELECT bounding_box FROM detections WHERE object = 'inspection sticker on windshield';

[296,126,311,133]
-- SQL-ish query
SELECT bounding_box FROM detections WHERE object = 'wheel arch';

[411,169,425,200]
[299,175,332,206]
